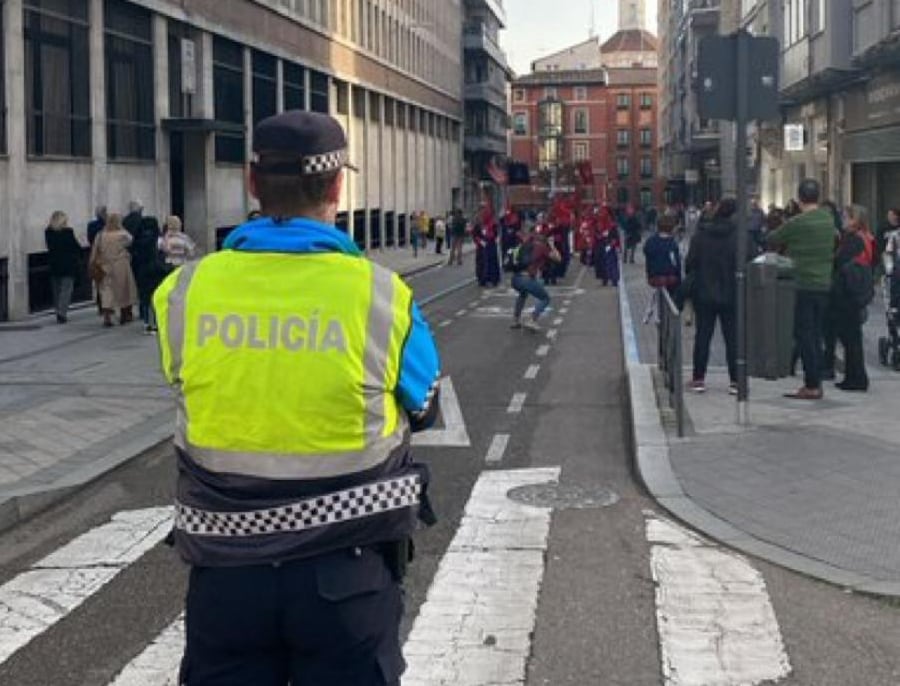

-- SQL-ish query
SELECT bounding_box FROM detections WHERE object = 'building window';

[168,23,196,119]
[640,93,653,109]
[539,137,560,170]
[513,112,527,136]
[252,50,277,126]
[283,62,306,110]
[640,128,652,147]
[616,93,631,110]
[544,86,557,99]
[310,70,329,113]
[617,186,630,205]
[24,0,91,157]
[213,36,245,164]
[783,0,808,45]
[640,156,653,178]
[573,109,588,134]
[514,88,525,102]
[617,156,630,179]
[573,141,588,162]
[617,129,630,147]
[105,0,155,160]
[574,86,587,101]
[640,187,653,208]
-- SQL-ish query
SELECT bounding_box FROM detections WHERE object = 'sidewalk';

[0,247,461,532]
[620,255,900,595]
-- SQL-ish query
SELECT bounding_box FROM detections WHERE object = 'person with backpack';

[642,215,682,324]
[509,230,561,332]
[831,205,875,391]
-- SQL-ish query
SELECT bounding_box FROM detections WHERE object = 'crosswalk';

[0,473,793,686]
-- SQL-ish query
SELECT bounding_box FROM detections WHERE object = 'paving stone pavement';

[622,254,900,592]
[0,247,457,530]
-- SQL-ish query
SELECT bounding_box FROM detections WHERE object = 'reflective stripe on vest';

[155,251,413,480]
[174,473,422,537]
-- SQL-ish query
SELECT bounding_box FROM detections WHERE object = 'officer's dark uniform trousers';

[181,547,403,685]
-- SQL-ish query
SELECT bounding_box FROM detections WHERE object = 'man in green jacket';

[768,179,836,400]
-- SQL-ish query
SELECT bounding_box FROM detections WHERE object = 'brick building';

[509,67,663,210]
[508,0,663,211]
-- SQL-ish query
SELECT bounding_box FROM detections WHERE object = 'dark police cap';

[252,110,358,176]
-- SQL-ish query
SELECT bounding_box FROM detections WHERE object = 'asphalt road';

[0,262,899,685]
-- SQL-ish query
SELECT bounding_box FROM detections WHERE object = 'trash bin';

[748,255,796,379]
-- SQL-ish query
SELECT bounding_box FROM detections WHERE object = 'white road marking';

[524,364,540,380]
[109,616,184,685]
[559,307,569,314]
[553,317,563,326]
[646,513,792,686]
[536,344,551,357]
[0,508,172,666]
[484,434,511,464]
[403,468,560,685]
[468,300,480,308]
[546,329,558,340]
[411,377,471,447]
[439,320,452,328]
[455,309,467,317]
[507,392,527,414]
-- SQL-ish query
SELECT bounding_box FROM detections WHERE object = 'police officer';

[153,110,441,686]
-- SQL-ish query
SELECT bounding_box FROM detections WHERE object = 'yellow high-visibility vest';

[153,250,413,481]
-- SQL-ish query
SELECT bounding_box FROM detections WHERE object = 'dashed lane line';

[546,329,558,340]
[553,317,563,326]
[0,508,173,666]
[536,344,551,357]
[455,309,467,317]
[439,320,453,328]
[646,512,792,686]
[484,434,511,464]
[403,468,561,685]
[524,364,540,380]
[560,308,569,314]
[507,393,527,414]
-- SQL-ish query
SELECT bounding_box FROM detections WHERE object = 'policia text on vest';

[197,313,348,353]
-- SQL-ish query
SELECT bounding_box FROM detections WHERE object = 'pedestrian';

[88,213,138,328]
[44,211,83,324]
[474,210,500,288]
[831,205,875,392]
[510,229,561,332]
[593,205,620,286]
[434,214,446,254]
[416,210,429,251]
[576,210,595,266]
[748,196,766,254]
[123,200,143,238]
[500,207,521,257]
[642,215,682,324]
[685,198,739,394]
[623,207,642,264]
[153,111,441,686]
[132,214,164,334]
[160,215,197,269]
[448,208,466,266]
[877,207,900,265]
[87,206,107,246]
[768,179,836,400]
[410,211,421,257]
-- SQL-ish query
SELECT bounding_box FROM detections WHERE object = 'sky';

[501,0,659,76]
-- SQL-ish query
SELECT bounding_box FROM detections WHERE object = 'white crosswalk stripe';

[645,512,792,686]
[0,507,172,666]
[109,617,184,686]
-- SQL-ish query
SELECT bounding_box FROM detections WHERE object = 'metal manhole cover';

[506,483,619,510]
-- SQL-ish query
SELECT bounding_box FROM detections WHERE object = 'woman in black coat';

[132,216,164,333]
[44,211,83,324]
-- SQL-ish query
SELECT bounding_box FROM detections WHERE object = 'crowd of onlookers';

[638,180,900,398]
[44,201,197,331]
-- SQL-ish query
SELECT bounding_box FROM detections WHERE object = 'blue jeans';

[512,273,550,320]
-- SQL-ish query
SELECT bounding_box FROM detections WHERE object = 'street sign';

[181,39,197,95]
[784,124,805,151]
[697,32,780,122]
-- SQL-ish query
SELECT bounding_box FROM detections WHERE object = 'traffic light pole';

[735,29,750,424]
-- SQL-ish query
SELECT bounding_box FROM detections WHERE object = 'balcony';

[464,129,507,154]
[464,81,508,111]
[781,37,810,93]
[463,24,512,75]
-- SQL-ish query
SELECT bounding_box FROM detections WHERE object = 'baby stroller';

[877,276,900,370]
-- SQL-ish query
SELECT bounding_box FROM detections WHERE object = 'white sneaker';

[524,320,541,332]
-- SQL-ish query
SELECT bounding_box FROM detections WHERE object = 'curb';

[0,413,174,535]
[616,279,900,598]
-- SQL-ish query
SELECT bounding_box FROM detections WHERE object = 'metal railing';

[657,288,685,437]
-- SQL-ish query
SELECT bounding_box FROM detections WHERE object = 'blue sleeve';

[396,302,441,431]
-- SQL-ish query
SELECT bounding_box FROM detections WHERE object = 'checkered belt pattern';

[174,474,422,537]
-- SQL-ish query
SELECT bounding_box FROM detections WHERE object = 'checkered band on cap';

[174,474,422,537]
[302,148,349,175]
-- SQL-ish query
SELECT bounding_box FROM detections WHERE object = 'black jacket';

[44,227,82,279]
[685,217,738,307]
